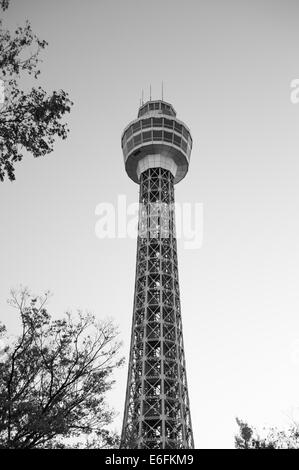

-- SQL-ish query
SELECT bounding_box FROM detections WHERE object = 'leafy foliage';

[0,0,9,11]
[235,417,299,449]
[0,0,73,181]
[0,288,123,448]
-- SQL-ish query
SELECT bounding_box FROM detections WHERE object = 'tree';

[0,0,73,181]
[0,288,124,449]
[235,417,299,449]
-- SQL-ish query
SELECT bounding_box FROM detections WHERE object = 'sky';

[1,0,299,448]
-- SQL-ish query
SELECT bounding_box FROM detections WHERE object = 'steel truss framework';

[121,167,194,449]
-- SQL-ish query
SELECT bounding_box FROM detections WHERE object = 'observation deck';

[121,100,192,184]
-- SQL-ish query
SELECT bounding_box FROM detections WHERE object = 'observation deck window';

[162,104,173,116]
[142,118,151,129]
[143,131,152,142]
[153,117,162,127]
[133,121,141,133]
[174,122,182,134]
[181,140,187,152]
[153,130,162,140]
[164,131,173,143]
[127,139,133,151]
[173,134,181,147]
[134,134,142,146]
[164,119,173,130]
[126,127,133,139]
[182,127,188,140]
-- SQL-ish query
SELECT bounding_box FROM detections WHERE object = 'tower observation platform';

[122,100,192,184]
[120,99,194,449]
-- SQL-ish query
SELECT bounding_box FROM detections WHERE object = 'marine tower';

[120,99,194,449]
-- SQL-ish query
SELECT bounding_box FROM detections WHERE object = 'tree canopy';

[0,0,73,181]
[0,288,123,448]
[235,417,299,449]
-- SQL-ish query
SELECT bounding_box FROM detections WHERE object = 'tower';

[120,99,194,449]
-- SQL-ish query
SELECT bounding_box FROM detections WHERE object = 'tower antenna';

[150,84,152,101]
[162,81,164,101]
[141,89,144,105]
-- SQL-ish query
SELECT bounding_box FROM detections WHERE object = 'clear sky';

[1,0,299,448]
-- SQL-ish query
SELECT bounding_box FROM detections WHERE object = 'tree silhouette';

[0,288,123,448]
[0,0,73,181]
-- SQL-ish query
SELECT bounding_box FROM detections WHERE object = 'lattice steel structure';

[120,100,194,449]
